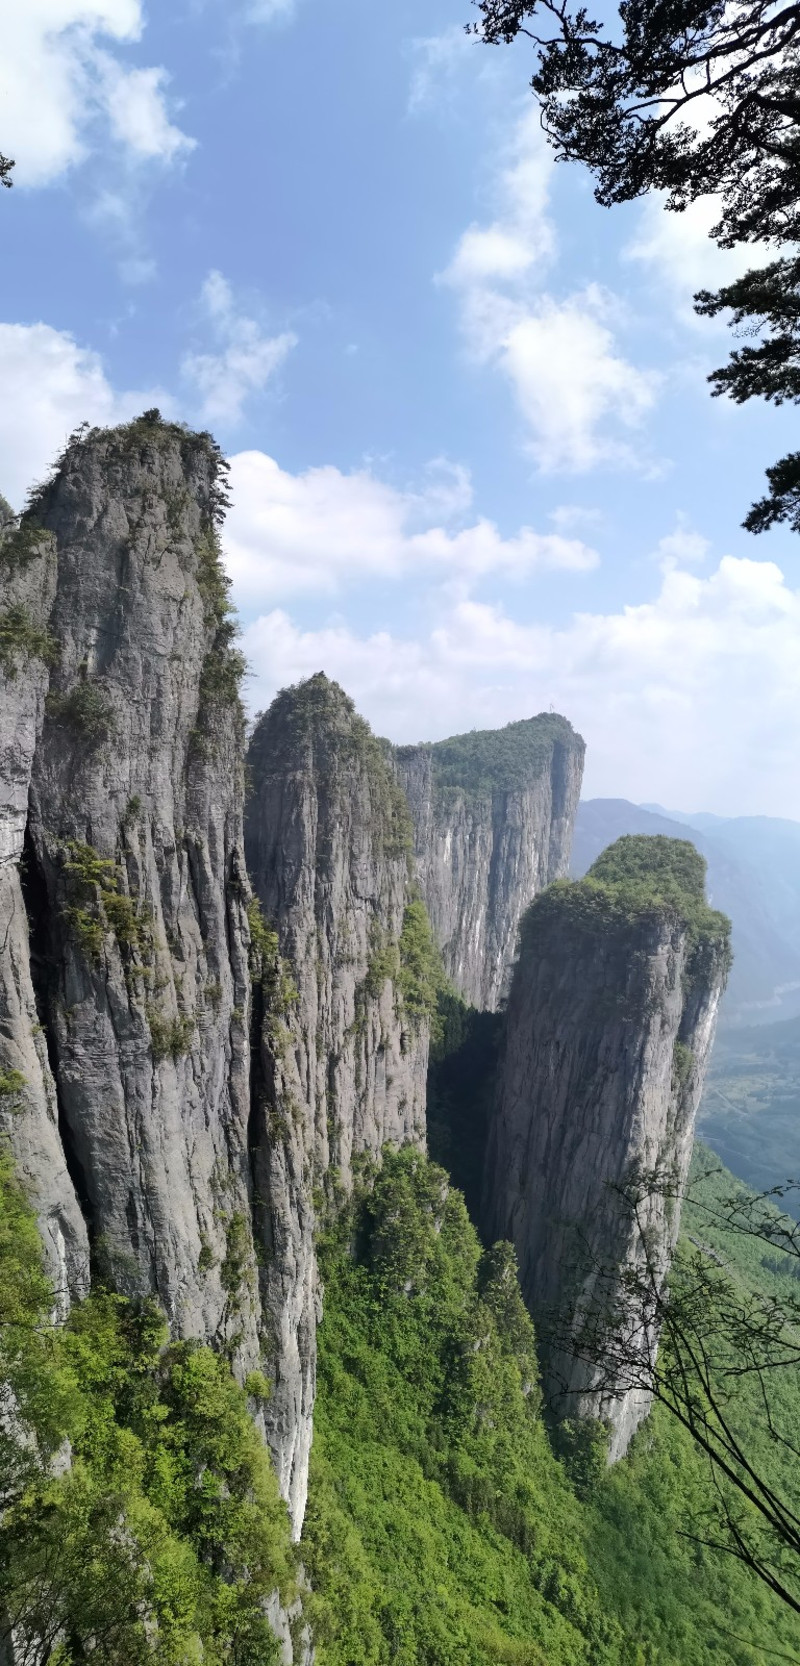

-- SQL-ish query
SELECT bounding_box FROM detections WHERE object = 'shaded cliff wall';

[395,714,585,1011]
[483,837,731,1457]
[12,417,264,1382]
[0,506,90,1311]
[245,673,433,1533]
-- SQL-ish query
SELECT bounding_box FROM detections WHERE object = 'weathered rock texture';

[247,675,430,1183]
[395,715,585,1011]
[0,508,90,1311]
[245,676,433,1530]
[9,417,266,1395]
[483,836,731,1458]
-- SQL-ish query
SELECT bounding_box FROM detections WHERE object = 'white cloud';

[497,289,658,472]
[247,0,298,19]
[626,195,771,321]
[242,555,800,817]
[0,1,193,187]
[0,322,169,508]
[407,26,476,114]
[224,448,598,602]
[441,111,658,472]
[656,518,711,566]
[182,272,297,426]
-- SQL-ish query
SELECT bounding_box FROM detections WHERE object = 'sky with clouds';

[1,0,799,815]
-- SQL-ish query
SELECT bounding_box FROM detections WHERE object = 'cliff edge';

[483,835,731,1457]
[395,714,584,1010]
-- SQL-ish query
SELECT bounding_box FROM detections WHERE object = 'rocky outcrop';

[247,675,430,1184]
[245,677,434,1530]
[483,836,731,1457]
[8,416,266,1390]
[0,509,89,1311]
[395,715,584,1011]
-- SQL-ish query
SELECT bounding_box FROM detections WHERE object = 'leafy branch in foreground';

[546,1153,800,1619]
[471,0,800,533]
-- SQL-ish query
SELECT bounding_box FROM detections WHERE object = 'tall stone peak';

[1,413,259,1362]
[246,671,429,1185]
[483,834,731,1457]
[395,712,585,1010]
[245,672,433,1533]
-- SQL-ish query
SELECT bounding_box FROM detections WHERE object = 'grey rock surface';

[395,715,584,1010]
[483,847,729,1457]
[0,512,89,1306]
[245,674,431,1533]
[16,417,263,1384]
[247,676,429,1184]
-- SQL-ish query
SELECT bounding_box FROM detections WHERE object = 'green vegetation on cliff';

[0,1149,294,1664]
[396,712,583,804]
[301,1146,799,1666]
[522,835,732,971]
[3,1126,800,1663]
[249,674,413,860]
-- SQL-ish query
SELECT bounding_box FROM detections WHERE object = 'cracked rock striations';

[395,715,585,1011]
[245,674,432,1531]
[483,837,731,1458]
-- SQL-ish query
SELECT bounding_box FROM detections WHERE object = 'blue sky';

[3,0,800,815]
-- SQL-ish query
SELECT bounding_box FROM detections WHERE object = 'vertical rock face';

[483,837,731,1457]
[0,509,89,1308]
[395,714,585,1011]
[246,674,430,1184]
[1,416,262,1378]
[245,675,434,1534]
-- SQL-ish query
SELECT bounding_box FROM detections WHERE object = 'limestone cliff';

[245,673,434,1534]
[483,836,731,1457]
[246,675,430,1184]
[0,505,90,1311]
[7,415,268,1395]
[395,714,584,1011]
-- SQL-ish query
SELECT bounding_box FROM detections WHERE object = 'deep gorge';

[3,415,787,1666]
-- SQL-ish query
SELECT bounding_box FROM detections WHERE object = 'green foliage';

[147,1010,195,1063]
[398,713,582,804]
[588,834,707,902]
[672,1040,694,1091]
[63,839,151,967]
[363,923,400,1000]
[523,835,732,975]
[246,896,298,1030]
[250,675,413,861]
[47,681,115,744]
[397,898,445,1030]
[0,518,55,572]
[0,604,58,678]
[0,1067,27,1107]
[303,1148,627,1665]
[221,1211,253,1305]
[0,1155,295,1664]
[473,1,800,538]
[303,1145,798,1665]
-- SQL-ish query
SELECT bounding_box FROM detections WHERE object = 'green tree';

[472,0,800,533]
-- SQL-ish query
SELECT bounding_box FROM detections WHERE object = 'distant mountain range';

[572,800,800,1028]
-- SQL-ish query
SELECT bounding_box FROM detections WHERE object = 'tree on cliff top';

[0,155,12,189]
[472,0,800,534]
